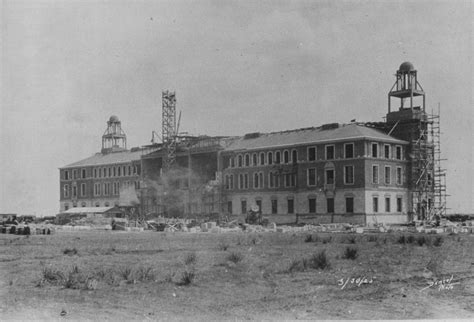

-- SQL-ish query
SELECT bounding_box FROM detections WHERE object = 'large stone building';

[60,62,444,224]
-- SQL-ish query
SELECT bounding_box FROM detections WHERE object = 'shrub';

[177,270,195,286]
[304,234,314,243]
[416,235,428,246]
[322,236,332,244]
[343,247,358,260]
[308,250,330,270]
[119,267,133,281]
[367,235,378,242]
[183,253,197,266]
[135,266,155,282]
[286,258,308,273]
[406,235,415,244]
[433,236,443,247]
[218,241,229,251]
[63,248,78,256]
[344,236,357,244]
[397,235,406,244]
[227,252,243,264]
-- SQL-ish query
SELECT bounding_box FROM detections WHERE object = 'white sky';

[1,0,472,215]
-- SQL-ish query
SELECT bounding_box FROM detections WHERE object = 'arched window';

[284,150,289,163]
[245,154,250,167]
[252,153,258,166]
[292,150,298,163]
[268,152,273,165]
[238,155,243,167]
[275,151,281,164]
[260,152,265,165]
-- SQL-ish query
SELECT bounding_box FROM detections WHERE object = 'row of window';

[229,195,403,215]
[372,165,403,185]
[224,172,297,190]
[63,164,139,180]
[63,181,140,198]
[225,143,403,169]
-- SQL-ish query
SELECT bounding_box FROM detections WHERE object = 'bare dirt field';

[1,230,473,320]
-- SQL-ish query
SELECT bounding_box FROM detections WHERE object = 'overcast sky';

[1,0,472,215]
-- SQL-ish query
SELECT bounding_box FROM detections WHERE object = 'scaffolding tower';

[162,90,177,171]
[410,108,447,221]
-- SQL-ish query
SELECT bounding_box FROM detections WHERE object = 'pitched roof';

[224,123,407,152]
[61,149,144,169]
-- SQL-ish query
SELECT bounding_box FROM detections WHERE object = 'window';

[63,184,69,198]
[326,145,335,160]
[72,185,77,197]
[64,204,69,211]
[230,157,235,168]
[259,173,263,188]
[239,174,244,189]
[128,165,132,176]
[108,167,112,177]
[384,144,391,159]
[105,202,110,207]
[344,143,354,158]
[308,198,316,213]
[254,173,259,188]
[113,167,116,177]
[260,152,265,165]
[275,151,281,164]
[372,143,378,158]
[241,200,247,214]
[396,146,402,160]
[327,198,334,213]
[372,165,379,184]
[308,168,316,186]
[396,167,402,185]
[287,199,294,214]
[292,150,297,163]
[118,166,121,176]
[252,199,260,212]
[82,169,86,179]
[373,197,378,213]
[94,183,100,196]
[73,170,78,179]
[103,168,107,178]
[397,197,402,212]
[238,155,243,167]
[325,169,334,185]
[94,168,97,178]
[80,183,86,197]
[271,199,278,214]
[229,175,234,190]
[284,173,296,187]
[95,202,100,207]
[268,152,273,165]
[64,170,69,180]
[252,153,258,166]
[225,175,230,190]
[227,201,233,214]
[245,154,250,167]
[385,166,391,184]
[385,197,391,212]
[284,150,290,163]
[346,197,354,213]
[81,202,86,207]
[344,165,354,184]
[308,147,316,161]
[269,172,276,188]
[113,182,118,195]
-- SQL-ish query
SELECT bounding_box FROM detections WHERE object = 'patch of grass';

[134,266,155,282]
[40,267,64,285]
[304,234,314,243]
[343,247,358,260]
[176,270,195,286]
[183,253,197,266]
[63,248,78,256]
[119,266,133,281]
[406,235,415,244]
[286,258,308,273]
[227,252,243,264]
[308,250,331,270]
[397,235,406,244]
[416,235,429,246]
[344,236,357,244]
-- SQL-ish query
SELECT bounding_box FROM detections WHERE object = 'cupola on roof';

[109,115,120,123]
[399,61,415,72]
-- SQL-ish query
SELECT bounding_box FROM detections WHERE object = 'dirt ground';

[0,230,473,320]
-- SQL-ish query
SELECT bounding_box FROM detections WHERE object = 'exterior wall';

[364,189,409,225]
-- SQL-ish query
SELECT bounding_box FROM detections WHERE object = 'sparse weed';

[40,267,64,285]
[135,266,155,282]
[367,235,378,242]
[343,247,358,260]
[286,258,307,273]
[416,235,429,246]
[304,234,314,243]
[119,267,133,281]
[322,236,332,244]
[397,235,406,244]
[406,235,415,244]
[183,253,197,266]
[344,236,357,244]
[227,252,243,264]
[177,270,195,286]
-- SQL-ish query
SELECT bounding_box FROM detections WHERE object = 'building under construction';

[59,62,446,224]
